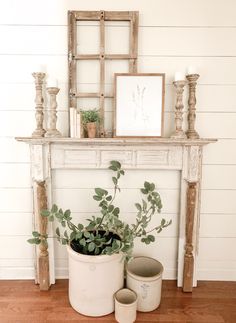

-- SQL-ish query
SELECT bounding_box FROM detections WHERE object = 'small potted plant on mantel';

[28,161,172,317]
[80,108,100,138]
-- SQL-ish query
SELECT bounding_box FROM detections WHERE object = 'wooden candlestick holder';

[171,80,187,139]
[186,74,200,139]
[45,87,61,137]
[32,72,46,137]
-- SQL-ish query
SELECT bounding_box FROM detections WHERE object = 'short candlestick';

[171,80,187,139]
[45,87,62,137]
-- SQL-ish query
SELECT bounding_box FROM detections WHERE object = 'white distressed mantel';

[16,137,217,292]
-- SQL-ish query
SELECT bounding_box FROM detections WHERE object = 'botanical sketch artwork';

[132,85,148,124]
[115,74,165,137]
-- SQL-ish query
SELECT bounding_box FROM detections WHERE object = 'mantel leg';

[183,181,197,292]
[36,181,50,290]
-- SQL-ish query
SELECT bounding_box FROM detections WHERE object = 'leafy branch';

[28,160,172,258]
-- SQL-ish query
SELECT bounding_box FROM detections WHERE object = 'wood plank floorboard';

[0,280,235,323]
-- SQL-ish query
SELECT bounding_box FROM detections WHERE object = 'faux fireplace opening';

[51,168,180,280]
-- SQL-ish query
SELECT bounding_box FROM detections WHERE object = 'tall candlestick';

[171,80,187,139]
[186,74,200,139]
[45,87,61,137]
[32,72,46,137]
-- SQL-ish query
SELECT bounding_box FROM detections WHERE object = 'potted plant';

[80,108,100,138]
[28,160,171,316]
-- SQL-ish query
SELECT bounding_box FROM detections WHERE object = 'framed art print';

[114,73,165,137]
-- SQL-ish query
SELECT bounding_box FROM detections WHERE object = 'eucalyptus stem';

[67,220,79,231]
[97,171,119,229]
[146,226,159,234]
[132,205,153,236]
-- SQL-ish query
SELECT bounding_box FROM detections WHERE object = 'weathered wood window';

[68,10,139,136]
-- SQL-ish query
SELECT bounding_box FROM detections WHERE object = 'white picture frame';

[114,73,165,137]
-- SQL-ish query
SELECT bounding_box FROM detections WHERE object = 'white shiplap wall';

[0,0,235,281]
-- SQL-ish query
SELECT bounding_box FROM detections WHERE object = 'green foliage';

[80,109,101,124]
[28,160,172,258]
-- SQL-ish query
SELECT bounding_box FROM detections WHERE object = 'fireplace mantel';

[16,137,215,146]
[16,137,216,292]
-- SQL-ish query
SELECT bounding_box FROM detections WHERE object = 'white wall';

[0,0,235,281]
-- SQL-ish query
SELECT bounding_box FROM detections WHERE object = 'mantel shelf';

[15,136,217,146]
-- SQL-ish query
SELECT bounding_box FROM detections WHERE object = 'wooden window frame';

[68,10,139,137]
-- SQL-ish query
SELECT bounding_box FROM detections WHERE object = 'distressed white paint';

[16,137,214,286]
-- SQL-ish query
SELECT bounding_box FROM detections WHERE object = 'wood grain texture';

[99,10,105,137]
[183,182,197,292]
[129,11,139,73]
[0,280,235,322]
[171,80,187,139]
[31,73,46,138]
[45,87,61,138]
[186,74,200,139]
[36,181,50,291]
[68,10,139,137]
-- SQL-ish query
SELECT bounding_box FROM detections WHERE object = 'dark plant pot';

[70,230,121,255]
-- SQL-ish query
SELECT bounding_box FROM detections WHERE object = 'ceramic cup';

[114,288,137,323]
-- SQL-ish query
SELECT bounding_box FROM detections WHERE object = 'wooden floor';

[0,280,235,323]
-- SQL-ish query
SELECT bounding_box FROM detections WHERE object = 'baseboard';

[0,267,35,280]
[1,267,234,282]
[197,269,236,281]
